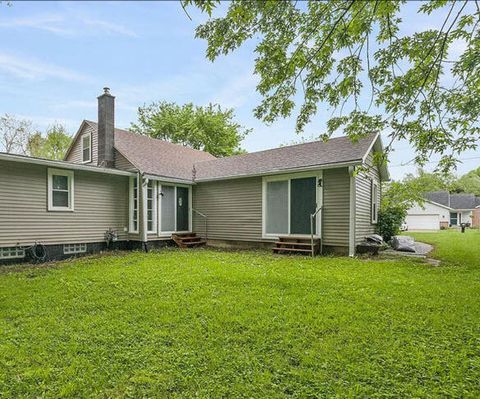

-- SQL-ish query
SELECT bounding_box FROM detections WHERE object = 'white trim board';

[47,168,74,212]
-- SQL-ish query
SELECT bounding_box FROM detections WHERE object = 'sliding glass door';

[264,173,321,237]
[159,185,191,234]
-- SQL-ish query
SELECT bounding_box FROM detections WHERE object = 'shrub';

[376,206,406,242]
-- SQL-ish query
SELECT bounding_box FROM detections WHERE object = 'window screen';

[147,180,156,232]
[161,185,175,232]
[266,180,289,234]
[52,175,69,208]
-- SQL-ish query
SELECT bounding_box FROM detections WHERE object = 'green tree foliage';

[382,168,455,212]
[184,0,479,172]
[452,167,480,195]
[131,102,250,157]
[27,123,72,160]
[376,206,406,242]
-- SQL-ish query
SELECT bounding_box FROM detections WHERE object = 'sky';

[0,1,478,180]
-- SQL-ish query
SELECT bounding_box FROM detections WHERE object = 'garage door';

[405,214,440,230]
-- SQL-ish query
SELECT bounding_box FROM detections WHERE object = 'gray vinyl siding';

[193,169,351,247]
[0,159,129,247]
[355,151,381,245]
[115,150,136,171]
[65,123,98,165]
[193,177,263,241]
[322,168,350,248]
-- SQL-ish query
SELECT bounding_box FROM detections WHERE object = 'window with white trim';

[81,133,91,163]
[63,243,87,254]
[48,168,74,211]
[129,177,139,233]
[371,180,379,223]
[147,180,157,233]
[0,247,25,259]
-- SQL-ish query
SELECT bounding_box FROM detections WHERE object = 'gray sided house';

[0,89,388,263]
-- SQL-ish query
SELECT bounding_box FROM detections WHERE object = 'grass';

[0,230,479,398]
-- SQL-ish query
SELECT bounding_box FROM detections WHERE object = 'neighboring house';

[0,88,388,263]
[406,191,480,230]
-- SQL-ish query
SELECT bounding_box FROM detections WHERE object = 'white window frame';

[146,180,158,234]
[129,176,139,233]
[81,132,91,163]
[371,180,379,224]
[0,247,25,259]
[63,243,87,255]
[158,183,192,237]
[48,168,74,212]
[262,171,323,239]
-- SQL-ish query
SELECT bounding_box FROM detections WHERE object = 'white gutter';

[143,173,194,185]
[0,152,136,177]
[194,160,362,183]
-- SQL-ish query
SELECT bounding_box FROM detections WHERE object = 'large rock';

[392,235,416,253]
[365,234,384,244]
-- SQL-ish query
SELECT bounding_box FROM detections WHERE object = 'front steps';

[272,236,320,256]
[172,233,206,249]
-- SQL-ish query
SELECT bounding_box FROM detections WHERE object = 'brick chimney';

[97,87,115,167]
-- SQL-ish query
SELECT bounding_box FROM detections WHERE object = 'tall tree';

[27,123,72,160]
[452,167,480,195]
[183,0,480,172]
[0,114,34,155]
[131,102,250,157]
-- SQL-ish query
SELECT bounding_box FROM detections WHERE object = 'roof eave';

[143,173,194,185]
[361,132,390,181]
[194,159,362,182]
[0,152,136,177]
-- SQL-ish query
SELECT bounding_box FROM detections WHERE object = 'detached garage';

[405,201,451,231]
[405,214,440,230]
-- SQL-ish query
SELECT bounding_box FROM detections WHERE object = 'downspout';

[348,166,356,257]
[140,172,148,252]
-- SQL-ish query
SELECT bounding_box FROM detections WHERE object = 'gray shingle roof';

[86,121,216,181]
[425,190,480,210]
[425,191,450,207]
[85,121,382,182]
[450,193,478,210]
[194,133,379,181]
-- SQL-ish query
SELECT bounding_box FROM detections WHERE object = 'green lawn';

[1,230,479,398]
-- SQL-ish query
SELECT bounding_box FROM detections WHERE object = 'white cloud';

[82,18,138,38]
[0,11,138,38]
[0,14,73,35]
[0,52,90,82]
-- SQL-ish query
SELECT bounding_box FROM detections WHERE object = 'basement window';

[63,243,87,255]
[81,133,91,163]
[48,169,74,212]
[0,247,25,260]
